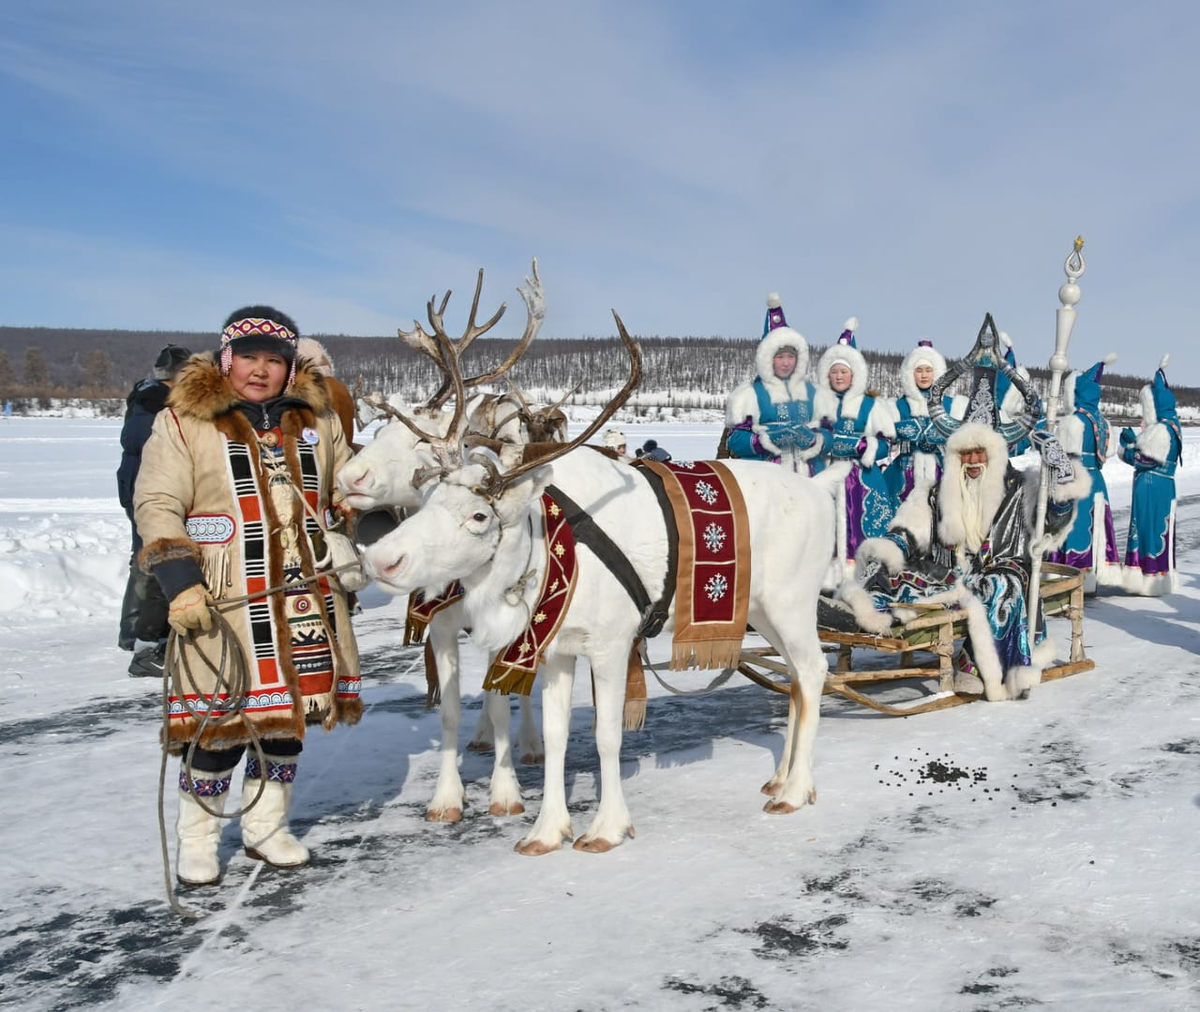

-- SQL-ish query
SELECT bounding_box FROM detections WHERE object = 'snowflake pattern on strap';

[674,460,696,469]
[704,572,729,602]
[694,480,720,506]
[703,521,727,553]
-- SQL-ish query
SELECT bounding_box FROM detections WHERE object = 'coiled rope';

[157,562,361,919]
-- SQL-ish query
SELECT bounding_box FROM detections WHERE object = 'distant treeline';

[0,325,1194,422]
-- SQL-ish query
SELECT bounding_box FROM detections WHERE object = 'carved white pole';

[1028,236,1086,647]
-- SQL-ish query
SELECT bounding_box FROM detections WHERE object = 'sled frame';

[737,562,1094,715]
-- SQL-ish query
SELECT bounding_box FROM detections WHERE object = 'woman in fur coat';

[810,318,895,581]
[1045,354,1123,593]
[1119,355,1182,596]
[135,306,362,886]
[882,338,966,504]
[725,293,828,472]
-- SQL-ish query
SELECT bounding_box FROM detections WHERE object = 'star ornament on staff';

[1029,236,1086,642]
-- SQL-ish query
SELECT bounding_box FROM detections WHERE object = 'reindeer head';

[363,306,642,597]
[336,399,449,511]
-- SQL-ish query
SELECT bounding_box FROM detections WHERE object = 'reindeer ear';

[492,467,551,525]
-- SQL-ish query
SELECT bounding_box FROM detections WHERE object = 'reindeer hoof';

[514,838,561,857]
[760,780,782,797]
[763,799,799,815]
[488,801,525,817]
[573,836,617,853]
[519,752,545,765]
[426,807,463,823]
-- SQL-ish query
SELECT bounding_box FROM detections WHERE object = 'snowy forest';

[1,325,1196,423]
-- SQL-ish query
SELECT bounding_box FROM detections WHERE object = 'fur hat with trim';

[219,305,300,387]
[754,292,811,394]
[602,427,627,449]
[152,344,193,381]
[945,421,1010,467]
[1137,354,1176,425]
[817,318,867,392]
[1062,352,1116,416]
[900,339,948,403]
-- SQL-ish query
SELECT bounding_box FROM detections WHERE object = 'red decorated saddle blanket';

[638,459,751,670]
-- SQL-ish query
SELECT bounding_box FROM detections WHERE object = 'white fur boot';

[176,769,234,886]
[241,756,310,868]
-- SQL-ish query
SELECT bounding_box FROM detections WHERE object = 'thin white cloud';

[1,1,1198,381]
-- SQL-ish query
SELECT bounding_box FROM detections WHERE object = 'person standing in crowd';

[883,338,965,504]
[635,438,671,462]
[839,422,1089,701]
[117,344,192,675]
[725,293,827,471]
[135,306,365,887]
[602,427,629,460]
[996,331,1034,456]
[1045,354,1123,593]
[297,336,358,450]
[1119,355,1182,596]
[811,318,895,580]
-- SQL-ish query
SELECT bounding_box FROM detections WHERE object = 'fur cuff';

[835,579,894,634]
[855,536,907,572]
[753,425,782,458]
[138,536,200,573]
[1048,457,1093,504]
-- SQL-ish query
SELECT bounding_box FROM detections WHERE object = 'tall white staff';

[1028,236,1086,641]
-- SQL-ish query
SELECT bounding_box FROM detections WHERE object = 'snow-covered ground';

[1,416,1197,1011]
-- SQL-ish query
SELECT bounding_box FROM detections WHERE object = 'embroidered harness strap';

[545,475,678,639]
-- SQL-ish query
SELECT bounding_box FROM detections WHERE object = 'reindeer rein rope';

[156,559,359,919]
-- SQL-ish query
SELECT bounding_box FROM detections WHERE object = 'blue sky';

[2,1,1198,383]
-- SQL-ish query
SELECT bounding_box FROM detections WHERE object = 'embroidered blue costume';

[1045,354,1122,592]
[1119,356,1182,596]
[725,294,827,472]
[811,320,895,577]
[839,423,1090,702]
[883,340,966,504]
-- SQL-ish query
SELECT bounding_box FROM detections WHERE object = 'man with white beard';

[837,422,1090,702]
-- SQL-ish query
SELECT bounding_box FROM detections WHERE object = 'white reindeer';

[363,314,840,855]
[340,263,564,821]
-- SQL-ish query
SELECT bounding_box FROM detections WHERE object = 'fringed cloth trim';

[404,583,464,645]
[484,492,579,696]
[623,640,647,732]
[404,583,466,708]
[639,459,751,671]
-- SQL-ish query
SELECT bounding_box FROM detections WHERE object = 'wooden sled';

[737,562,1095,716]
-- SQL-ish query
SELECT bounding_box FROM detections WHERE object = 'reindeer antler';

[405,258,546,409]
[469,311,642,498]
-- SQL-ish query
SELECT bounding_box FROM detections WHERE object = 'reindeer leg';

[466,691,498,753]
[426,613,466,822]
[764,629,825,815]
[516,693,544,765]
[574,649,634,853]
[486,690,525,816]
[516,657,575,855]
[753,617,794,797]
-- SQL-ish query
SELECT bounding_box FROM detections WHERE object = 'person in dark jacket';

[117,344,192,675]
[635,438,671,463]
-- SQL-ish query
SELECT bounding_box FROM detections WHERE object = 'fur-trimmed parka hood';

[753,325,812,403]
[167,352,333,423]
[899,341,948,405]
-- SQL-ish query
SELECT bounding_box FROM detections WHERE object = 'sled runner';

[735,562,1094,715]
